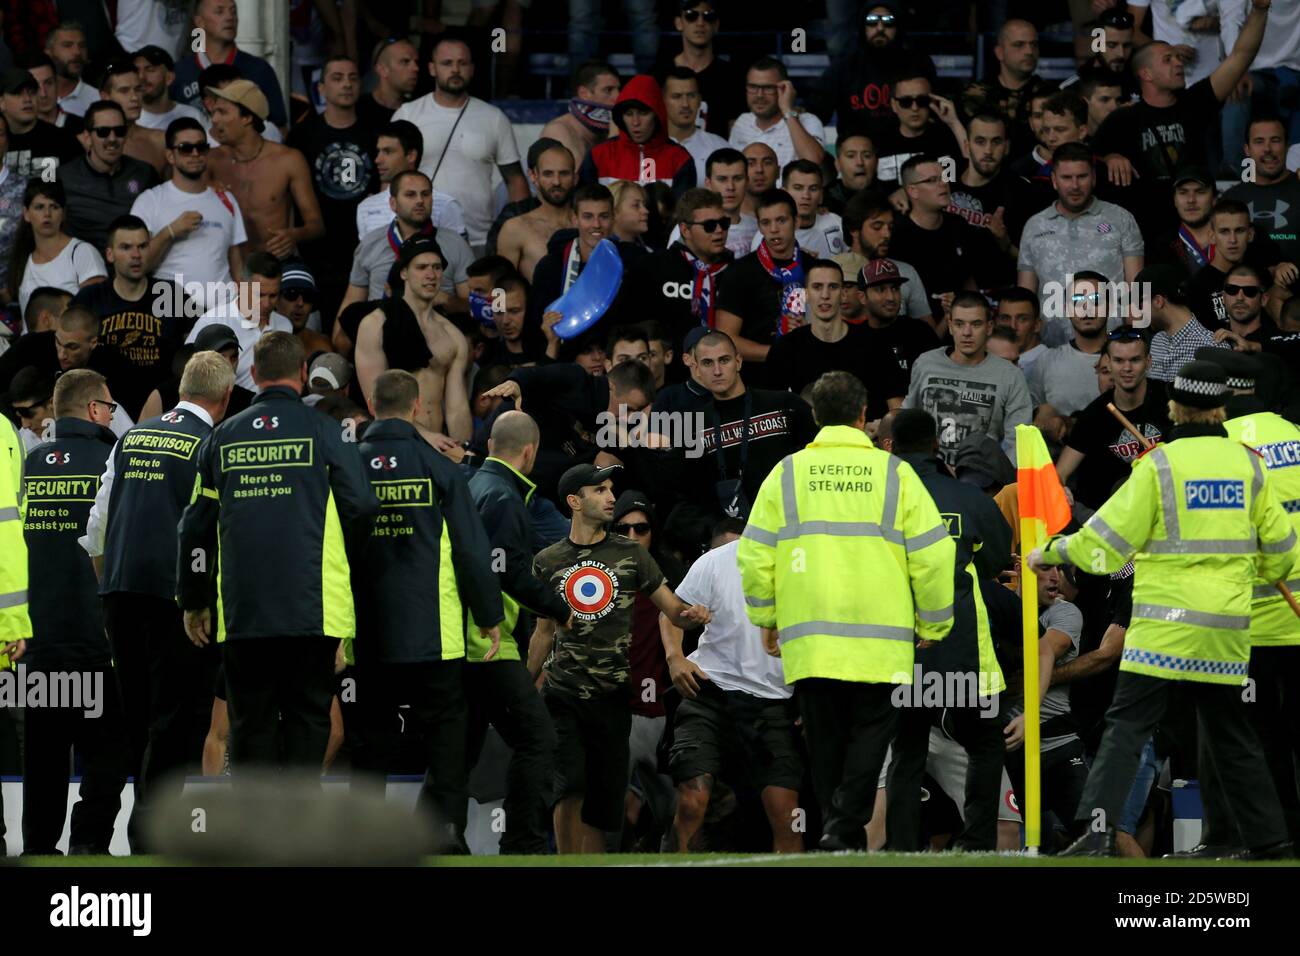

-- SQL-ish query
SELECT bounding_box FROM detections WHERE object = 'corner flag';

[1014,425,1071,853]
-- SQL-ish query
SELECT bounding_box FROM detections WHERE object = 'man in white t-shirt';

[185,252,290,390]
[391,37,528,252]
[134,46,208,132]
[355,119,467,240]
[727,57,825,169]
[46,24,98,118]
[748,158,846,257]
[663,523,805,853]
[131,116,247,314]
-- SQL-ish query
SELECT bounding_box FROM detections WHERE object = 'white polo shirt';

[185,307,293,390]
[674,539,789,699]
[57,79,100,118]
[727,111,825,169]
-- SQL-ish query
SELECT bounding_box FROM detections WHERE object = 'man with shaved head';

[467,409,574,854]
[961,19,1046,154]
[1093,0,1272,240]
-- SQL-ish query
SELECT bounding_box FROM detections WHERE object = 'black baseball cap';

[397,236,445,269]
[612,489,655,525]
[194,324,240,354]
[0,69,38,95]
[1172,166,1214,190]
[558,463,620,499]
[133,45,176,71]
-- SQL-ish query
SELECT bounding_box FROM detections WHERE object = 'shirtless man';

[206,79,323,259]
[98,61,168,177]
[496,140,576,281]
[539,60,621,169]
[354,237,471,442]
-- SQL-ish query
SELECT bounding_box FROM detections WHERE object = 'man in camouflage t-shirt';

[529,463,711,854]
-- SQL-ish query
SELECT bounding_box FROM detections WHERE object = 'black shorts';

[543,686,632,832]
[669,682,804,791]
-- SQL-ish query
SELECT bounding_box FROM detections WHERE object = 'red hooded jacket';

[579,74,697,194]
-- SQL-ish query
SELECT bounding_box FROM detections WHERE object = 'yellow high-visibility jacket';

[1224,411,1300,646]
[1042,429,1299,684]
[0,419,31,667]
[737,425,956,684]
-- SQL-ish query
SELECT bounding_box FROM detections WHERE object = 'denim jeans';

[569,0,660,77]
[1117,736,1158,835]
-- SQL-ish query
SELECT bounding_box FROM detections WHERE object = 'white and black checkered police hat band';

[1224,375,1255,390]
[1171,361,1229,409]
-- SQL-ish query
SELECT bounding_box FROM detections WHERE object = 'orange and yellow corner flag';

[1013,424,1071,853]
[1015,424,1071,542]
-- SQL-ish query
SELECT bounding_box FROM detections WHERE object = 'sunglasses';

[688,216,731,233]
[1108,329,1145,341]
[280,289,315,302]
[92,125,128,139]
[681,9,718,23]
[172,141,210,154]
[1100,11,1134,29]
[865,14,897,25]
[894,95,930,109]
[12,399,50,420]
[614,522,651,535]
[1223,283,1261,298]
[89,398,119,416]
[1072,292,1104,303]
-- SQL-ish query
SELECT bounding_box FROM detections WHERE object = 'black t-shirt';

[1093,78,1221,238]
[888,212,979,300]
[945,172,1019,288]
[873,121,962,184]
[660,386,817,517]
[356,93,396,132]
[5,121,82,178]
[764,323,905,419]
[714,250,798,349]
[1190,239,1289,329]
[866,317,942,377]
[1065,380,1172,509]
[287,113,378,269]
[654,52,745,137]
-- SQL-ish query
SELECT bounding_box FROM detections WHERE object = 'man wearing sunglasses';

[657,1,743,137]
[131,116,247,315]
[1026,271,1111,442]
[7,366,55,451]
[1212,263,1278,353]
[1186,198,1292,328]
[874,71,964,184]
[614,186,733,371]
[277,259,331,355]
[58,100,158,253]
[813,1,934,139]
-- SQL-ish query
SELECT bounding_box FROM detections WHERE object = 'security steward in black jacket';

[467,409,573,854]
[178,332,378,778]
[354,369,504,852]
[21,369,128,854]
[81,350,234,852]
[881,408,1014,852]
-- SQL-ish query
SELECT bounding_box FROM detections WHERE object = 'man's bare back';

[498,205,574,280]
[208,138,304,254]
[540,114,594,170]
[126,125,168,177]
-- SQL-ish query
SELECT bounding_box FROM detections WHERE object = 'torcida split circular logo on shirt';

[562,561,619,620]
